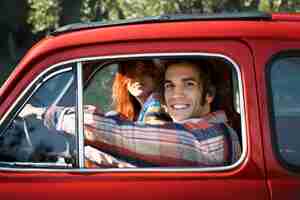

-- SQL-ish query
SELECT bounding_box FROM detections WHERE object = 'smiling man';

[163,61,215,122]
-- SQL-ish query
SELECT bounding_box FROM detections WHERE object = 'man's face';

[164,63,212,122]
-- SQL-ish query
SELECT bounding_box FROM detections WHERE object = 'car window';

[84,62,118,112]
[82,56,243,169]
[0,66,77,169]
[0,56,244,171]
[269,55,300,168]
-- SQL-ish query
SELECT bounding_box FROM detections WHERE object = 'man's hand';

[85,146,136,168]
[19,104,46,119]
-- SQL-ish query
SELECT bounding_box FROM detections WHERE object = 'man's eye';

[185,81,197,87]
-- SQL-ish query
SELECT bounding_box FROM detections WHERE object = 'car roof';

[51,11,272,36]
[16,11,300,68]
[19,12,300,56]
[1,12,300,101]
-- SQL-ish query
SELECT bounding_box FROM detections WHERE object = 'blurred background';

[1,0,299,86]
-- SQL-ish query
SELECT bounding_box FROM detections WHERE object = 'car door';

[0,38,268,199]
[251,38,300,199]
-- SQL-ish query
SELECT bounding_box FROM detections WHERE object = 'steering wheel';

[0,117,35,162]
[20,117,33,148]
[0,115,75,165]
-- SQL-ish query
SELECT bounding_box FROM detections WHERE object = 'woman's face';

[127,65,156,104]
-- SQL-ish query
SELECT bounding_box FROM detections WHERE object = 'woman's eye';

[164,83,173,89]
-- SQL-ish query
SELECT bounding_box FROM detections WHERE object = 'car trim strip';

[52,11,271,36]
[76,62,85,168]
[0,67,73,136]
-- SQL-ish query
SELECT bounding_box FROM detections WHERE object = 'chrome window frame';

[0,52,246,172]
[0,66,75,169]
[76,62,85,168]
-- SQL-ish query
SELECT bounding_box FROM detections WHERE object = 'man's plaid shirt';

[44,106,241,167]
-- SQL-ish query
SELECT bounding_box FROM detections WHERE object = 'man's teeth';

[172,104,189,109]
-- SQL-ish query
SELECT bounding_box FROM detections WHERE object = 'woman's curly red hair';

[112,60,162,121]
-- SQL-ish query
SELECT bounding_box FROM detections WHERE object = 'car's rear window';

[269,54,300,168]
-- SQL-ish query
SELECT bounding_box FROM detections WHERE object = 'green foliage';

[27,0,61,33]
[259,0,271,12]
[26,0,300,33]
[80,0,126,22]
[258,0,300,12]
[117,0,177,18]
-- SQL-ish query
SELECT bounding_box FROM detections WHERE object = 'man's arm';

[45,105,234,167]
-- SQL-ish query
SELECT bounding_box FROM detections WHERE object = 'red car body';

[0,12,300,199]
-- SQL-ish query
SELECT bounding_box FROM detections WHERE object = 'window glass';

[82,57,242,169]
[84,62,118,112]
[0,67,77,169]
[269,56,300,167]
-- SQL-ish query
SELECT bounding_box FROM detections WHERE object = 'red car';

[0,12,300,199]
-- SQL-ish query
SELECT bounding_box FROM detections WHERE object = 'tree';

[0,0,29,85]
[26,0,300,34]
[27,0,61,33]
[60,0,82,25]
[80,0,126,22]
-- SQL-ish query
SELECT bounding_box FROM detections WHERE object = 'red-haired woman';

[110,60,170,124]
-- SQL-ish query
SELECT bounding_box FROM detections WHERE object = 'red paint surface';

[1,13,300,199]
